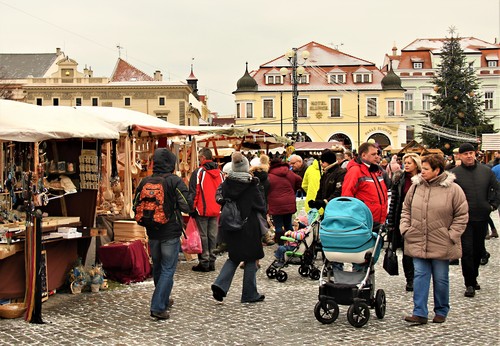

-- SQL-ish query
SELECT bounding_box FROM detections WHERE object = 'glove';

[308,199,326,209]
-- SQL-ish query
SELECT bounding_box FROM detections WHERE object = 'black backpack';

[219,198,247,232]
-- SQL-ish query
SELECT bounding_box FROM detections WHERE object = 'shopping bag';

[383,245,399,276]
[181,218,203,254]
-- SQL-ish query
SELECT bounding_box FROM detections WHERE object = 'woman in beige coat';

[400,154,468,325]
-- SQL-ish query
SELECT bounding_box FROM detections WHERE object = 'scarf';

[228,171,252,183]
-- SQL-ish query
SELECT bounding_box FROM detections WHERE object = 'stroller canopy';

[321,197,373,233]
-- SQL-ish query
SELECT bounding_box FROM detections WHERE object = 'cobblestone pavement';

[1,215,499,346]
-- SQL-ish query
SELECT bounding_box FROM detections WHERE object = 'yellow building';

[0,49,208,126]
[233,41,407,150]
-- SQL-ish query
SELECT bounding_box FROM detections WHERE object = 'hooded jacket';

[400,171,468,260]
[189,160,224,217]
[302,159,322,213]
[267,161,302,215]
[134,148,193,240]
[341,158,388,224]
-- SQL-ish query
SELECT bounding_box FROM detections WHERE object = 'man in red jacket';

[189,147,224,272]
[342,142,388,228]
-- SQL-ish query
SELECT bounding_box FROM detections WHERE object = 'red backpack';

[133,176,170,229]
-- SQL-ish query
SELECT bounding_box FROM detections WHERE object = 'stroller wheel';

[276,270,288,282]
[298,265,310,277]
[347,302,370,328]
[309,268,321,280]
[374,289,386,319]
[266,267,277,279]
[314,300,339,324]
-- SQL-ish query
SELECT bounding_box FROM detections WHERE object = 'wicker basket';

[0,303,26,319]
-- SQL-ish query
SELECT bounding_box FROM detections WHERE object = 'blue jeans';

[274,245,295,262]
[212,259,261,302]
[149,237,180,313]
[196,216,218,268]
[413,258,450,318]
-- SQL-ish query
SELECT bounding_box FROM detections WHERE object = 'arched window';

[328,133,352,150]
[367,133,391,149]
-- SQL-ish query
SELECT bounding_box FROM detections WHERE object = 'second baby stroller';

[266,209,321,282]
[314,197,385,328]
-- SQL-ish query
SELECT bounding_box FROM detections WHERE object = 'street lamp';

[280,48,309,141]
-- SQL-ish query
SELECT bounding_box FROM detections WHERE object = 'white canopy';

[0,99,119,142]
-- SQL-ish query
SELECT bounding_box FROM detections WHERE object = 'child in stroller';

[266,210,321,283]
[313,197,385,328]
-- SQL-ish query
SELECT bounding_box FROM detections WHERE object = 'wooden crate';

[113,220,146,242]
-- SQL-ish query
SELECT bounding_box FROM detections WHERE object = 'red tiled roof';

[251,41,385,91]
[110,58,153,82]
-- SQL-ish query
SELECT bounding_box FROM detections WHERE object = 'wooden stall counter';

[0,216,105,300]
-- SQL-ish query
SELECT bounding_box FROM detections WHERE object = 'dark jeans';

[272,214,293,245]
[461,220,488,287]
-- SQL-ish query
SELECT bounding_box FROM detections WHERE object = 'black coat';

[386,170,409,248]
[219,177,266,262]
[452,162,500,221]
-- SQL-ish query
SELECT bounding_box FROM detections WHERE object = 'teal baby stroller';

[314,197,385,328]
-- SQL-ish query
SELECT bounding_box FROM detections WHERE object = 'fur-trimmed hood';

[411,170,456,187]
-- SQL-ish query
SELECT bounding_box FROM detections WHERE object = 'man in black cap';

[452,143,500,298]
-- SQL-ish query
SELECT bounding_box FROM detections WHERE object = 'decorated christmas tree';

[420,28,494,152]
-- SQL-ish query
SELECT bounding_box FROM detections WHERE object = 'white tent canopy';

[0,99,119,142]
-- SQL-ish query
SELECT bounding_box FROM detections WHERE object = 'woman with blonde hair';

[387,153,422,292]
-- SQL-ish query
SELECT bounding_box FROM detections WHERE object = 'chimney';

[88,66,93,78]
[84,65,89,77]
[154,70,163,81]
[56,47,62,56]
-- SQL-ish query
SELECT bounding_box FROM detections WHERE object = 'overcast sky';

[1,0,499,116]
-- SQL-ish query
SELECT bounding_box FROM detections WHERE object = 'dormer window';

[413,62,423,69]
[297,74,309,84]
[353,73,372,83]
[487,60,498,67]
[329,74,346,84]
[265,74,283,85]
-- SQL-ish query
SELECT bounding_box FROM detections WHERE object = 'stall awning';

[0,99,119,142]
[481,133,500,151]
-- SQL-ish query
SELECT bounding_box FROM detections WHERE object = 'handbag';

[181,217,203,254]
[383,241,399,276]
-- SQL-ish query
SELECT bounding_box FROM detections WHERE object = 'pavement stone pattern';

[0,214,499,345]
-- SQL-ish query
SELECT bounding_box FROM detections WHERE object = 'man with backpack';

[189,147,224,272]
[133,148,192,320]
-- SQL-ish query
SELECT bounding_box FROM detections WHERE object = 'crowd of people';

[133,144,500,323]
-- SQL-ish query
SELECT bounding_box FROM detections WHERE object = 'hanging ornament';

[444,143,451,149]
[433,85,440,92]
[469,91,475,97]
[454,96,458,100]
[458,111,465,118]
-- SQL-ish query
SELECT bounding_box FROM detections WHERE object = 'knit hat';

[458,143,475,154]
[402,153,422,172]
[320,149,337,165]
[222,162,233,174]
[250,157,261,167]
[231,152,249,172]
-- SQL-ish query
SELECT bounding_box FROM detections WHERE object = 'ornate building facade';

[233,41,407,150]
